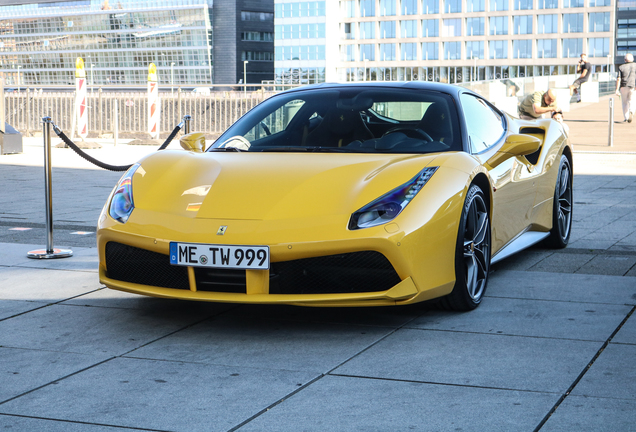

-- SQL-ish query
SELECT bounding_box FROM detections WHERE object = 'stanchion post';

[27,117,73,259]
[98,87,103,136]
[114,99,119,147]
[609,97,614,147]
[184,114,191,134]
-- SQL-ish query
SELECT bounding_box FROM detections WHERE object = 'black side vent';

[519,128,545,165]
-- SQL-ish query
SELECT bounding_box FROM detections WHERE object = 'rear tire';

[438,185,491,311]
[545,155,572,249]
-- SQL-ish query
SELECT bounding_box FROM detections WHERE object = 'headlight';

[349,167,438,230]
[109,163,140,223]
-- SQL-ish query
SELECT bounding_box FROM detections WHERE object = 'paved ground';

[0,101,635,431]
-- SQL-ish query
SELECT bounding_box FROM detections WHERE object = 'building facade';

[616,0,636,65]
[0,0,275,87]
[275,0,617,84]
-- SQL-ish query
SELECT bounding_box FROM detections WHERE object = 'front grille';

[194,268,246,293]
[270,251,401,295]
[105,242,189,290]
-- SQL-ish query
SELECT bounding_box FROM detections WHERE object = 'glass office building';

[0,0,213,86]
[0,0,275,87]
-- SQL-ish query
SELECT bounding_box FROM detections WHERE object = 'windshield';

[209,87,462,154]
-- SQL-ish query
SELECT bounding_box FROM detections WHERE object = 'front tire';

[546,155,573,249]
[439,185,491,311]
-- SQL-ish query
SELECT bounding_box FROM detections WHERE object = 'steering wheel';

[218,135,251,151]
[383,127,433,142]
[260,121,272,136]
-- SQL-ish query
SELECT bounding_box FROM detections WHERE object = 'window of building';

[563,0,585,7]
[342,0,356,18]
[380,20,396,38]
[513,15,532,34]
[444,41,461,59]
[562,38,583,57]
[422,19,439,37]
[360,22,375,39]
[514,0,533,9]
[380,0,396,15]
[241,11,274,21]
[380,43,396,60]
[466,17,485,36]
[513,39,532,58]
[538,14,558,33]
[442,18,461,36]
[402,0,418,14]
[402,20,418,37]
[360,43,375,60]
[490,16,508,35]
[341,44,355,61]
[401,42,417,60]
[589,0,610,5]
[617,19,636,38]
[466,41,484,59]
[537,39,556,57]
[537,0,557,7]
[588,37,610,56]
[589,12,610,32]
[563,13,584,33]
[466,0,486,12]
[491,0,509,11]
[444,0,462,13]
[423,0,440,14]
[489,40,508,58]
[360,0,375,16]
[241,32,273,42]
[242,51,274,61]
[422,41,439,60]
[343,22,355,39]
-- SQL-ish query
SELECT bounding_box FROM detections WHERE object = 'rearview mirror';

[180,132,206,153]
[486,134,542,169]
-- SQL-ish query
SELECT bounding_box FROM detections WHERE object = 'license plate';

[169,242,269,270]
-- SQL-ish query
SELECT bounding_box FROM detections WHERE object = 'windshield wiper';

[260,146,355,153]
[259,146,309,152]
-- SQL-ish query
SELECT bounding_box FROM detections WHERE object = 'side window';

[460,94,505,153]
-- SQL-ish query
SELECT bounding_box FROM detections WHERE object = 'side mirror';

[486,134,542,169]
[180,132,206,153]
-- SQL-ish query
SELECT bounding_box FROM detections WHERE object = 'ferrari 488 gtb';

[98,82,572,311]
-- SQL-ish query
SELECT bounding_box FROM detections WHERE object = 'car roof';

[279,81,475,99]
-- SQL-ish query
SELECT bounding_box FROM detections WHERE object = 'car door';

[460,93,537,253]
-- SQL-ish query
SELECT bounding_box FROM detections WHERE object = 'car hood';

[131,150,442,221]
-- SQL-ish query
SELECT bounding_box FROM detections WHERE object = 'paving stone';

[334,328,602,393]
[612,314,636,345]
[0,299,45,321]
[236,375,558,432]
[127,314,394,374]
[571,344,636,400]
[0,266,101,302]
[407,297,630,342]
[491,248,555,271]
[0,357,317,432]
[540,396,636,432]
[528,252,596,273]
[486,270,636,305]
[0,346,109,403]
[0,416,146,432]
[575,255,636,276]
[0,302,217,356]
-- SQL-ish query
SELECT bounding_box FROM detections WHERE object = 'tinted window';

[460,94,505,153]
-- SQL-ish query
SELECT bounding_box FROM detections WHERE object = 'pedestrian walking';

[569,53,592,103]
[615,53,636,123]
[518,89,558,120]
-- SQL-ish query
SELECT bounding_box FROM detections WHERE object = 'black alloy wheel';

[439,184,491,311]
[546,155,573,248]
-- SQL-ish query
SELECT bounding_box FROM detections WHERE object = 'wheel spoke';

[473,213,488,246]
[466,256,478,297]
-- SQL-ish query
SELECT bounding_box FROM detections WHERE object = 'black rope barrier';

[50,121,185,172]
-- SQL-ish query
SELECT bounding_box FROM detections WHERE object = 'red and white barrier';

[75,58,88,140]
[148,63,160,139]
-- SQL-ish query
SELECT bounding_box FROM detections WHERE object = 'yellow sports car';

[97,82,572,310]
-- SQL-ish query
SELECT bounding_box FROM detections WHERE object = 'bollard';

[27,117,73,259]
[609,98,614,147]
[184,114,191,134]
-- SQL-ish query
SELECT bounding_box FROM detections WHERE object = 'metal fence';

[4,89,277,138]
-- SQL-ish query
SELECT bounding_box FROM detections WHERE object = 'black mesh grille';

[105,242,189,290]
[270,251,401,295]
[194,268,246,293]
